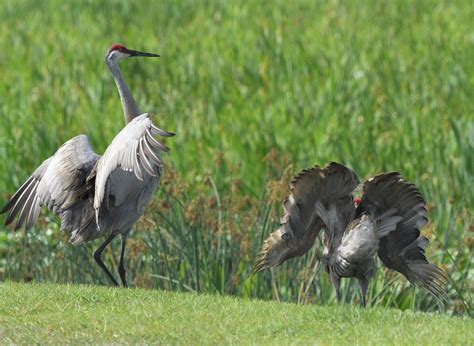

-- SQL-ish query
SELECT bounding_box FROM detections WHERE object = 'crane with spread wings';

[253,162,447,306]
[2,44,174,287]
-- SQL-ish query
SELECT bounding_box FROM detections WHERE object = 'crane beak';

[126,49,160,58]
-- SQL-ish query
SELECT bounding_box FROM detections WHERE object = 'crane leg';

[359,278,369,308]
[330,272,341,303]
[118,234,128,288]
[93,233,119,286]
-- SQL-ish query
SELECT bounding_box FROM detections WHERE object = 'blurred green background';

[0,0,472,313]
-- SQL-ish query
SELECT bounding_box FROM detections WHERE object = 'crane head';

[105,44,160,63]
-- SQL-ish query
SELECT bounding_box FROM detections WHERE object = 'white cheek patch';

[109,51,129,61]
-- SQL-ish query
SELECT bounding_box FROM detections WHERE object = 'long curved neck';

[106,60,141,124]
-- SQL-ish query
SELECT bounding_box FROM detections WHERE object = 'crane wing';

[253,162,359,273]
[93,113,174,220]
[1,135,100,233]
[357,172,447,303]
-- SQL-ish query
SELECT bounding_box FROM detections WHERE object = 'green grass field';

[0,0,472,321]
[1,282,472,344]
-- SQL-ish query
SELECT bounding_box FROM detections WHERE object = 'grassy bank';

[0,282,472,344]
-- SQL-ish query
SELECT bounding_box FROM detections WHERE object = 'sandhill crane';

[253,162,447,306]
[1,44,174,287]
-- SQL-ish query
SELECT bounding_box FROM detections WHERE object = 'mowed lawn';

[0,282,472,344]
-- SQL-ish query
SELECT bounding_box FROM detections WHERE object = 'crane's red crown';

[109,44,128,53]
